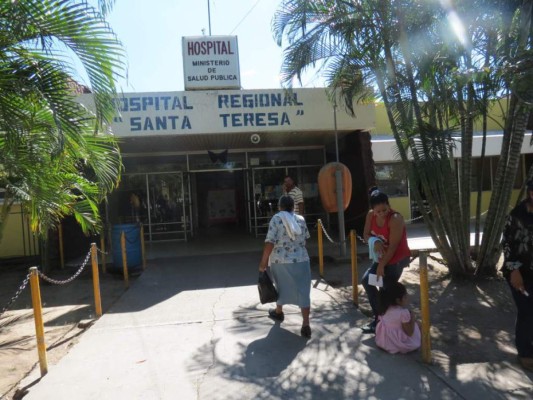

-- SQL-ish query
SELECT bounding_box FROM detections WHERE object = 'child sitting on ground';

[375,282,421,354]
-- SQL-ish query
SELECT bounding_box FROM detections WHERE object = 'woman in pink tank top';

[360,187,411,334]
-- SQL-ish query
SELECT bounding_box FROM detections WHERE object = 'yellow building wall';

[389,197,411,220]
[510,189,524,208]
[374,99,507,134]
[374,103,392,135]
[467,190,522,216]
[387,189,523,224]
[375,98,518,222]
[0,204,38,258]
[469,192,492,216]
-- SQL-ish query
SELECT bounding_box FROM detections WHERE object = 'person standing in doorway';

[361,187,411,334]
[502,179,533,371]
[283,175,305,216]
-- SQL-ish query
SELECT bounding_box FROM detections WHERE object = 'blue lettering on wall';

[182,116,192,129]
[144,117,154,130]
[172,97,182,110]
[171,96,194,110]
[156,116,167,130]
[129,97,141,111]
[255,113,266,126]
[220,114,230,127]
[168,116,180,129]
[131,117,141,131]
[142,97,153,111]
[117,93,303,132]
[217,92,303,109]
[128,115,192,131]
[283,93,303,106]
[160,96,171,110]
[117,96,194,112]
[270,94,282,107]
[218,112,290,127]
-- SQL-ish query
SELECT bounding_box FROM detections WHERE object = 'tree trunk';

[478,97,528,273]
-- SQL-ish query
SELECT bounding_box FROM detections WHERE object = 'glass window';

[375,163,408,197]
[251,165,324,235]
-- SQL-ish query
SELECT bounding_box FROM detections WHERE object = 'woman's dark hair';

[278,195,294,212]
[377,282,407,315]
[368,186,390,208]
[527,179,533,192]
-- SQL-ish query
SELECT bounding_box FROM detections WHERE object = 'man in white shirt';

[283,176,305,216]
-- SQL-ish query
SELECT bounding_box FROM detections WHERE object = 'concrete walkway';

[20,245,529,400]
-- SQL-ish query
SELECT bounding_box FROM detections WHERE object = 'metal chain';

[38,249,92,285]
[428,253,448,266]
[404,208,488,224]
[317,219,338,244]
[318,219,368,245]
[97,247,108,256]
[0,272,31,319]
[404,214,425,224]
[355,233,366,244]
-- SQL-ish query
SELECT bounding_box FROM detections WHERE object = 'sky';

[106,0,323,93]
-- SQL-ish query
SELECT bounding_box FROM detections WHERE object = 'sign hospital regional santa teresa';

[182,36,241,90]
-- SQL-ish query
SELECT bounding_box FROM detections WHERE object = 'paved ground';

[16,245,533,400]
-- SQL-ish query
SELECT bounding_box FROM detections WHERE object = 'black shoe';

[361,319,377,334]
[301,325,311,338]
[268,308,284,322]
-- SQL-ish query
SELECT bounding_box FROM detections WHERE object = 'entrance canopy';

[79,88,375,153]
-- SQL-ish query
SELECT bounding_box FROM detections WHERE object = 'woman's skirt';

[270,260,311,308]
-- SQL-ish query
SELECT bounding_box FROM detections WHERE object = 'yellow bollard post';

[91,243,103,318]
[140,224,146,270]
[58,223,65,269]
[419,251,432,364]
[350,230,358,307]
[121,231,130,288]
[317,219,324,278]
[29,267,48,376]
[100,235,106,274]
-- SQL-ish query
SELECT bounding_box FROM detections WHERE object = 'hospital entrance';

[190,170,246,235]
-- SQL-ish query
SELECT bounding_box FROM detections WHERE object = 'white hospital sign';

[182,36,241,90]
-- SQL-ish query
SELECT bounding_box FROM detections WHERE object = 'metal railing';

[1,224,148,378]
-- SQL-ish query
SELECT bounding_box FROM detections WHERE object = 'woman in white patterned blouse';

[258,195,312,338]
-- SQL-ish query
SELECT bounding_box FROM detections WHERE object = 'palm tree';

[273,0,533,278]
[0,0,124,243]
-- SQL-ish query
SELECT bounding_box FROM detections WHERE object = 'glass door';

[109,172,190,242]
[146,173,189,241]
[251,165,324,236]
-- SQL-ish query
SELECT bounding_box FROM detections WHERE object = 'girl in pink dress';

[375,282,421,354]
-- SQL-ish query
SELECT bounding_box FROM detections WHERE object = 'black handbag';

[258,270,278,304]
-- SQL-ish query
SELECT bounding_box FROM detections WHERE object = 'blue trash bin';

[112,224,142,270]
